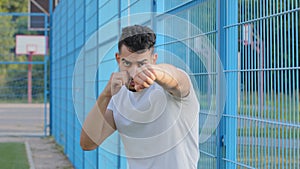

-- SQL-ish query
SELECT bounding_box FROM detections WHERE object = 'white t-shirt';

[107,81,199,169]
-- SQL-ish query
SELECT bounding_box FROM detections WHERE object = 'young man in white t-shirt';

[80,25,200,169]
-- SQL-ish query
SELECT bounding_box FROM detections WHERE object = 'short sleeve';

[107,98,114,111]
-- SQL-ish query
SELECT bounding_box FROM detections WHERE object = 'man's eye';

[138,62,146,67]
[123,61,131,66]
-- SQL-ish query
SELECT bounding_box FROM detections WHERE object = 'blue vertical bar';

[272,1,276,167]
[263,0,268,168]
[287,6,292,167]
[271,1,276,167]
[251,0,255,166]
[258,0,262,167]
[280,1,284,167]
[225,0,238,168]
[289,2,293,169]
[44,14,49,137]
[49,0,53,137]
[82,0,86,168]
[292,1,297,165]
[275,1,279,168]
[118,1,122,169]
[266,1,273,168]
[283,2,287,169]
[277,1,281,168]
[270,2,274,168]
[216,0,226,168]
[262,1,266,168]
[248,0,253,165]
[240,0,244,165]
[295,0,299,167]
[96,0,99,168]
[72,1,76,163]
[63,0,68,156]
[246,0,250,164]
[256,1,260,166]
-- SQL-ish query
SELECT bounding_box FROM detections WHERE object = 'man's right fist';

[110,71,129,95]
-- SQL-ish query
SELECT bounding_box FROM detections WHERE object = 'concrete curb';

[25,141,35,169]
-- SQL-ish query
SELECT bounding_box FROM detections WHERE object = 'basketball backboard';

[15,35,48,56]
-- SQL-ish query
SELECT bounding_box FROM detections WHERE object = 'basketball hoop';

[26,44,37,55]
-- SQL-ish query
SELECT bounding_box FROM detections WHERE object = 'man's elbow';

[80,131,98,151]
[81,144,98,151]
[171,84,190,98]
[80,138,98,151]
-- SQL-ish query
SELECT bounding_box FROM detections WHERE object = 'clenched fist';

[133,64,158,92]
[110,71,130,95]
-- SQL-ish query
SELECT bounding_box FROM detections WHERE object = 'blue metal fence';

[222,0,300,168]
[51,0,300,168]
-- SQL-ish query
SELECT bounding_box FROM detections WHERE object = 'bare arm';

[154,64,190,98]
[80,71,128,150]
[134,64,190,98]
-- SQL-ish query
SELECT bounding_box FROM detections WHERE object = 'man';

[80,25,199,169]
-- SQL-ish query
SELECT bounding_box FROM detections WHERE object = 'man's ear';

[115,53,121,64]
[152,53,158,64]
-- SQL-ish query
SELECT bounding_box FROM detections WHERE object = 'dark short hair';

[118,25,156,54]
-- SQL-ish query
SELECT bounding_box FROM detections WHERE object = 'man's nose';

[128,65,138,78]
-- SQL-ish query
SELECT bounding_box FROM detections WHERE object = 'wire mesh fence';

[223,0,300,168]
[0,64,45,103]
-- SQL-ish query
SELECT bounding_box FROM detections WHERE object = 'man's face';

[116,45,157,92]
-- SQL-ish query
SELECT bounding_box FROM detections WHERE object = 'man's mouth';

[127,79,136,92]
[129,80,135,87]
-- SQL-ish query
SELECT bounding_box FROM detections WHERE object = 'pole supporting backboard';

[28,54,33,103]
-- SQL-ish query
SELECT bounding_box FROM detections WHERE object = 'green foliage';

[0,16,15,61]
[0,0,27,12]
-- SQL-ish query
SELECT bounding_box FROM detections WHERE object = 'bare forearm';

[80,83,115,150]
[155,64,190,97]
[96,83,112,114]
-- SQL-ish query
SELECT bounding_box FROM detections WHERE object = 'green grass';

[238,127,300,139]
[0,142,29,169]
[238,91,300,121]
[237,145,300,169]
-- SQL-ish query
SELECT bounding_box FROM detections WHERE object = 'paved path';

[0,104,48,136]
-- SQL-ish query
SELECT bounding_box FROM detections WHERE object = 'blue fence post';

[44,13,49,137]
[225,0,238,168]
[96,0,99,168]
[49,0,53,137]
[216,0,226,168]
[82,0,86,167]
[118,0,122,168]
